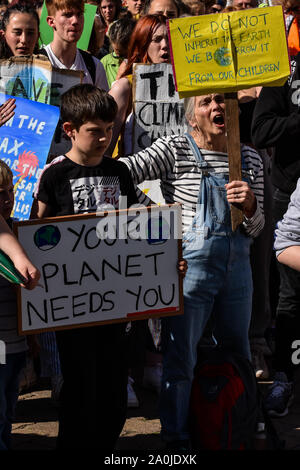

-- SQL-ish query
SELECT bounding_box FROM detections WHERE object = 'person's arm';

[107,77,131,156]
[0,98,16,127]
[251,84,300,149]
[0,216,40,289]
[31,164,56,219]
[30,199,52,219]
[274,179,300,267]
[226,146,265,238]
[277,246,300,271]
[115,61,127,81]
[225,180,257,218]
[119,137,174,184]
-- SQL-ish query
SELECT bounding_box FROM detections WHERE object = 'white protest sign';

[132,63,188,204]
[132,63,188,151]
[0,55,82,106]
[15,204,183,334]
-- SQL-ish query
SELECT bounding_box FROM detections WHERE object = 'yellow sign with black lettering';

[168,6,290,97]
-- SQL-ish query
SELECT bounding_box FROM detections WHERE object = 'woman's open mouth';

[212,114,225,128]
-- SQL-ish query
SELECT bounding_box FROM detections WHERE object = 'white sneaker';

[127,377,139,408]
[143,364,162,394]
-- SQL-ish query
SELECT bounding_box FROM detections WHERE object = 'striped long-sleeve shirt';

[120,134,264,238]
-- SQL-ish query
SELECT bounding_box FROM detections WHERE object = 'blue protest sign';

[0,94,59,220]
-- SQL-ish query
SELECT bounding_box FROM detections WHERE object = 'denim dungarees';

[160,134,253,442]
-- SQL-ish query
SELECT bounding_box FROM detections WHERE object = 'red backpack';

[189,348,259,450]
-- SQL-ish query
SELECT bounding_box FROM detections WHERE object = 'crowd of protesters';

[0,0,300,452]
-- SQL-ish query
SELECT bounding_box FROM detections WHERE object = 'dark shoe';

[264,372,294,417]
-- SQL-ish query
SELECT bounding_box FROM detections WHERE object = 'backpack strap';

[38,47,48,58]
[78,49,96,85]
[38,47,96,85]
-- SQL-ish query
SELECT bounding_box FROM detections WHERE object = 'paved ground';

[11,373,300,452]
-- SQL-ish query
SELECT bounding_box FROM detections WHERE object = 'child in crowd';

[0,161,40,450]
[31,84,139,450]
[100,16,136,88]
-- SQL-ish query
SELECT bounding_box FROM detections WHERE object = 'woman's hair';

[120,14,167,77]
[184,96,195,126]
[0,4,40,58]
[60,84,118,129]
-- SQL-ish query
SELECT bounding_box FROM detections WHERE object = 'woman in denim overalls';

[120,92,264,449]
[159,94,263,448]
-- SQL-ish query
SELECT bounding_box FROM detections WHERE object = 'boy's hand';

[177,259,188,278]
[0,98,16,127]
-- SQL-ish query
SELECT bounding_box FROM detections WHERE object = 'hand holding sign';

[168,6,290,230]
[0,98,16,127]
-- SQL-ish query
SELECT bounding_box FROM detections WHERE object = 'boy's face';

[64,119,114,159]
[47,8,84,44]
[0,182,14,220]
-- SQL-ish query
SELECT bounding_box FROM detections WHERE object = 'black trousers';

[273,187,300,381]
[55,322,129,450]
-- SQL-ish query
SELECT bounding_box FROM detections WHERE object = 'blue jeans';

[0,352,26,450]
[160,235,253,442]
[159,134,253,442]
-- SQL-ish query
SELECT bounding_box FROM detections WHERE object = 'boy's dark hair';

[60,84,118,129]
[108,17,136,49]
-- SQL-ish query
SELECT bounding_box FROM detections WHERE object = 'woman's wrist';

[243,198,257,219]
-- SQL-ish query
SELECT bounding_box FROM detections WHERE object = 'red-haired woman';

[108,14,169,156]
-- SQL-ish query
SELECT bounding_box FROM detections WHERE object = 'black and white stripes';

[120,134,265,238]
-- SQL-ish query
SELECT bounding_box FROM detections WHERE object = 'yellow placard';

[168,6,290,97]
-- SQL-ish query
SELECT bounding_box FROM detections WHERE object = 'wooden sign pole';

[224,92,243,232]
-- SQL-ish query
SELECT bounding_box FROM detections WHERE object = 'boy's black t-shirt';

[35,155,138,216]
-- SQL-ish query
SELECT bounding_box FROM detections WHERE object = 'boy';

[0,161,40,450]
[31,84,138,450]
[43,0,109,157]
